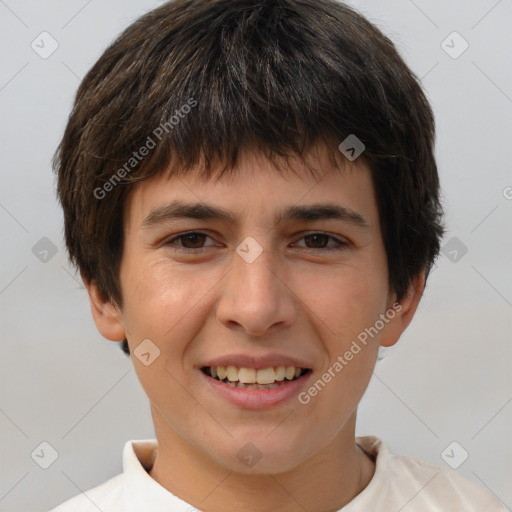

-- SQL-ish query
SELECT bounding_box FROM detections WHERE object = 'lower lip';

[200,370,312,409]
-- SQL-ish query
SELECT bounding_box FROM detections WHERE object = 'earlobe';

[83,277,126,342]
[380,272,426,348]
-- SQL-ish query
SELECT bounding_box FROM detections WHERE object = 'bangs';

[74,0,393,189]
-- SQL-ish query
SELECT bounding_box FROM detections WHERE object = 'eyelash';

[164,231,349,253]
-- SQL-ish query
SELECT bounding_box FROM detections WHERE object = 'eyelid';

[164,230,350,252]
[165,231,218,250]
[291,231,349,250]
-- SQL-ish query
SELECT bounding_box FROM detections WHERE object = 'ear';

[380,271,425,348]
[83,277,126,342]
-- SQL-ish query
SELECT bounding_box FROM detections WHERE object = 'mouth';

[201,365,312,389]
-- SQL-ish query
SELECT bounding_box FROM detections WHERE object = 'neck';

[147,407,375,512]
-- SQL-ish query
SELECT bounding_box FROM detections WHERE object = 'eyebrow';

[141,201,370,229]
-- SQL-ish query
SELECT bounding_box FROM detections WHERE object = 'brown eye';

[166,231,215,251]
[304,233,330,249]
[294,232,348,251]
[179,232,207,249]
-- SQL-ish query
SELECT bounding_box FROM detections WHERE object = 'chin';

[208,428,313,475]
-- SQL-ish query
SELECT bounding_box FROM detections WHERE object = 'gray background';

[0,0,511,511]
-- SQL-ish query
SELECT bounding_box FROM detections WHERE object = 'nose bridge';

[216,240,295,335]
[235,245,278,299]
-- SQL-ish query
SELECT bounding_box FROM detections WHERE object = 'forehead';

[123,144,378,231]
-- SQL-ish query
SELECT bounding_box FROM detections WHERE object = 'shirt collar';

[121,436,388,511]
[122,439,194,511]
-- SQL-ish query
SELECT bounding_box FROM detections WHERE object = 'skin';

[86,144,424,512]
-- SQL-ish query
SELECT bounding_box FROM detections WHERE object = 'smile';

[202,365,311,389]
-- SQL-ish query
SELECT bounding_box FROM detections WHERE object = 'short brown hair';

[54,0,443,311]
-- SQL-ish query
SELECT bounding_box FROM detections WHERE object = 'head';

[54,0,443,474]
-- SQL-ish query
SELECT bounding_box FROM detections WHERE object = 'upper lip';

[202,353,312,370]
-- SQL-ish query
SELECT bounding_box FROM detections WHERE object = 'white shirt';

[49,436,504,511]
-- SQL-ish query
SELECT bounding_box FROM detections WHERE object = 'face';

[89,145,419,475]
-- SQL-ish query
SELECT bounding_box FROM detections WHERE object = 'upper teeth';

[210,365,303,384]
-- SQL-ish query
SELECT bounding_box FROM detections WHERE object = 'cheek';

[302,263,389,345]
[297,260,388,421]
[120,257,190,341]
[120,255,227,356]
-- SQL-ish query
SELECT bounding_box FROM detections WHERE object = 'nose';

[216,245,297,336]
